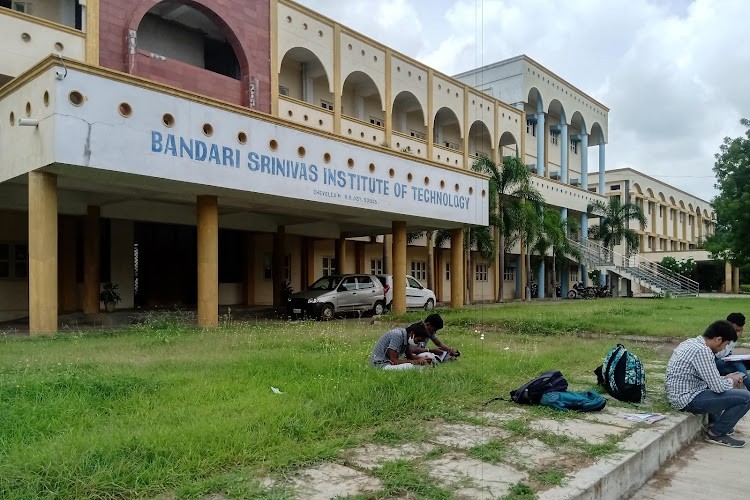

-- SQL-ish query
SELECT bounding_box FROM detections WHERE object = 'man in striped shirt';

[666,320,750,448]
[369,321,432,370]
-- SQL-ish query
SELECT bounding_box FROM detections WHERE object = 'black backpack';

[595,344,646,403]
[510,370,569,405]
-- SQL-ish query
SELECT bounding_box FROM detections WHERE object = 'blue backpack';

[595,344,646,403]
[540,390,607,412]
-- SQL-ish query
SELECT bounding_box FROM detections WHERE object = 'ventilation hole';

[269,139,278,151]
[469,187,474,195]
[440,180,445,189]
[397,66,401,72]
[455,183,460,192]
[323,152,331,163]
[294,146,305,158]
[373,55,378,62]
[9,111,15,126]
[318,30,323,37]
[418,75,422,81]
[407,173,413,182]
[202,123,213,137]
[302,23,308,30]
[361,49,365,56]
[303,114,309,121]
[396,142,401,148]
[347,44,352,50]
[438,84,441,90]
[455,92,459,98]
[318,119,323,126]
[286,15,292,22]
[118,102,132,117]
[25,102,31,117]
[372,135,377,141]
[446,88,450,94]
[360,132,365,138]
[437,155,441,160]
[68,91,83,106]
[408,71,412,77]
[43,91,49,107]
[347,128,352,135]
[162,113,174,127]
[482,189,487,197]
[21,32,30,42]
[417,149,421,154]
[347,158,354,168]
[237,131,247,144]
[424,177,430,186]
[389,168,395,177]
[369,163,375,173]
[54,42,64,52]
[472,100,475,105]
[454,159,458,165]
[287,110,293,117]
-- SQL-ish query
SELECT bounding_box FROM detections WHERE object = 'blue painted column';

[561,207,569,297]
[598,139,606,286]
[515,255,522,299]
[580,133,588,190]
[536,111,545,176]
[538,262,545,298]
[581,212,588,287]
[560,122,568,184]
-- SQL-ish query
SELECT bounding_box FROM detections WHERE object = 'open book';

[434,351,449,363]
[723,354,750,362]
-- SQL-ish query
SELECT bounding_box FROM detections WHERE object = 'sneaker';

[704,433,745,448]
[727,429,735,436]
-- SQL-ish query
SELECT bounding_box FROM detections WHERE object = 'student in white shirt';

[715,312,750,390]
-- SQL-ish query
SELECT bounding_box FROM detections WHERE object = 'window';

[526,119,536,137]
[610,184,621,191]
[570,267,579,283]
[322,256,336,276]
[648,237,654,249]
[611,195,621,204]
[475,264,488,282]
[0,243,28,279]
[341,276,357,291]
[670,210,673,220]
[411,261,426,281]
[569,140,578,154]
[659,206,664,217]
[551,132,559,146]
[370,259,383,275]
[369,116,383,127]
[410,130,426,140]
[445,262,451,281]
[648,201,654,214]
[588,187,597,193]
[445,141,460,150]
[320,99,333,111]
[11,1,32,14]
[263,254,272,279]
[680,213,685,223]
[407,276,422,288]
[503,266,515,282]
[278,85,290,97]
[357,276,375,289]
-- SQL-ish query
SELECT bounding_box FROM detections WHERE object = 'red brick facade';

[98,0,271,112]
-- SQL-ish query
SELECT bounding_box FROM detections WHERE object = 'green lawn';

[1,297,748,499]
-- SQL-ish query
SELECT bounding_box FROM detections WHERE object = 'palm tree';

[472,155,544,301]
[532,208,582,299]
[587,197,647,258]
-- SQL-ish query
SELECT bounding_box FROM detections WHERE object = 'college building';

[0,0,717,334]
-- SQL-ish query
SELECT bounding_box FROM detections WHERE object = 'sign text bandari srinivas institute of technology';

[150,131,472,210]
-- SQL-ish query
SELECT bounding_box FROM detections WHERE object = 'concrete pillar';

[537,262,545,298]
[561,207,568,297]
[58,215,77,313]
[536,112,545,176]
[580,133,588,190]
[355,241,365,274]
[581,212,588,287]
[383,234,393,274]
[515,254,522,299]
[29,171,58,335]
[733,266,740,294]
[560,122,568,183]
[598,142,606,196]
[335,238,347,274]
[82,205,100,314]
[392,221,407,314]
[197,195,218,328]
[724,261,732,294]
[273,226,285,307]
[450,228,464,308]
[242,232,255,305]
[110,219,135,309]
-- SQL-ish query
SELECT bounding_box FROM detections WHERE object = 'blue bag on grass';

[539,390,607,412]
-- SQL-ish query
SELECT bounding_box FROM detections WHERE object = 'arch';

[688,203,694,212]
[679,200,686,209]
[527,87,544,114]
[658,192,666,202]
[647,188,655,199]
[547,99,566,124]
[468,120,492,158]
[392,91,427,135]
[133,1,248,81]
[499,131,519,158]
[703,209,710,218]
[279,47,333,102]
[589,122,605,146]
[433,107,463,149]
[342,71,384,122]
[632,182,643,195]
[669,196,676,206]
[570,111,586,135]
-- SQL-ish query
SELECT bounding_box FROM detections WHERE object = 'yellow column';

[733,267,740,294]
[725,261,732,294]
[519,109,526,160]
[392,221,407,314]
[306,237,316,285]
[28,171,58,335]
[83,205,100,314]
[383,234,393,274]
[270,0,279,115]
[451,228,464,308]
[427,69,434,160]
[355,241,365,274]
[333,24,342,135]
[58,215,77,313]
[493,101,500,165]
[197,195,218,328]
[242,232,255,305]
[84,0,99,65]
[272,226,285,307]
[384,48,392,147]
[463,89,469,169]
[335,238,348,274]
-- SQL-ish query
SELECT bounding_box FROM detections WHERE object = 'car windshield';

[308,276,341,290]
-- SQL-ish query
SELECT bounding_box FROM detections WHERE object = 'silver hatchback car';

[287,274,386,320]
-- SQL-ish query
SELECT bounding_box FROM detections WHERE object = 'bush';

[740,284,750,293]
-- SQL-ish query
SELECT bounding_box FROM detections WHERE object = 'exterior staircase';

[568,237,699,297]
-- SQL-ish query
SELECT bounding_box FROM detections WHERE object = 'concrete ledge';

[539,412,703,500]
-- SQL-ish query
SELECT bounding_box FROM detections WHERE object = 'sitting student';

[369,321,432,370]
[410,313,460,363]
[666,320,750,448]
[715,312,750,391]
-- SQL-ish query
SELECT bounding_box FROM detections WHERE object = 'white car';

[376,274,436,310]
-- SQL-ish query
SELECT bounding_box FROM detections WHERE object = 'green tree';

[660,256,697,278]
[705,118,750,267]
[587,197,646,257]
[472,155,544,301]
[532,208,582,298]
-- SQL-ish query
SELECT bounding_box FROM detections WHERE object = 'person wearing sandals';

[666,320,750,448]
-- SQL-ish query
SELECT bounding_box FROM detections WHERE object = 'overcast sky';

[297,0,749,202]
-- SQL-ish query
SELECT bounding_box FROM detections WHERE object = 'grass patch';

[372,459,452,499]
[467,439,508,463]
[502,482,537,499]
[530,466,566,486]
[503,419,533,436]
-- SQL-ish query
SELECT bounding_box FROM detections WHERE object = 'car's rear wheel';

[319,304,334,321]
[372,301,385,316]
[424,298,434,310]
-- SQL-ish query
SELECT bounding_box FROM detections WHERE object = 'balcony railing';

[391,130,427,159]
[278,95,334,133]
[341,116,385,146]
[432,143,462,168]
